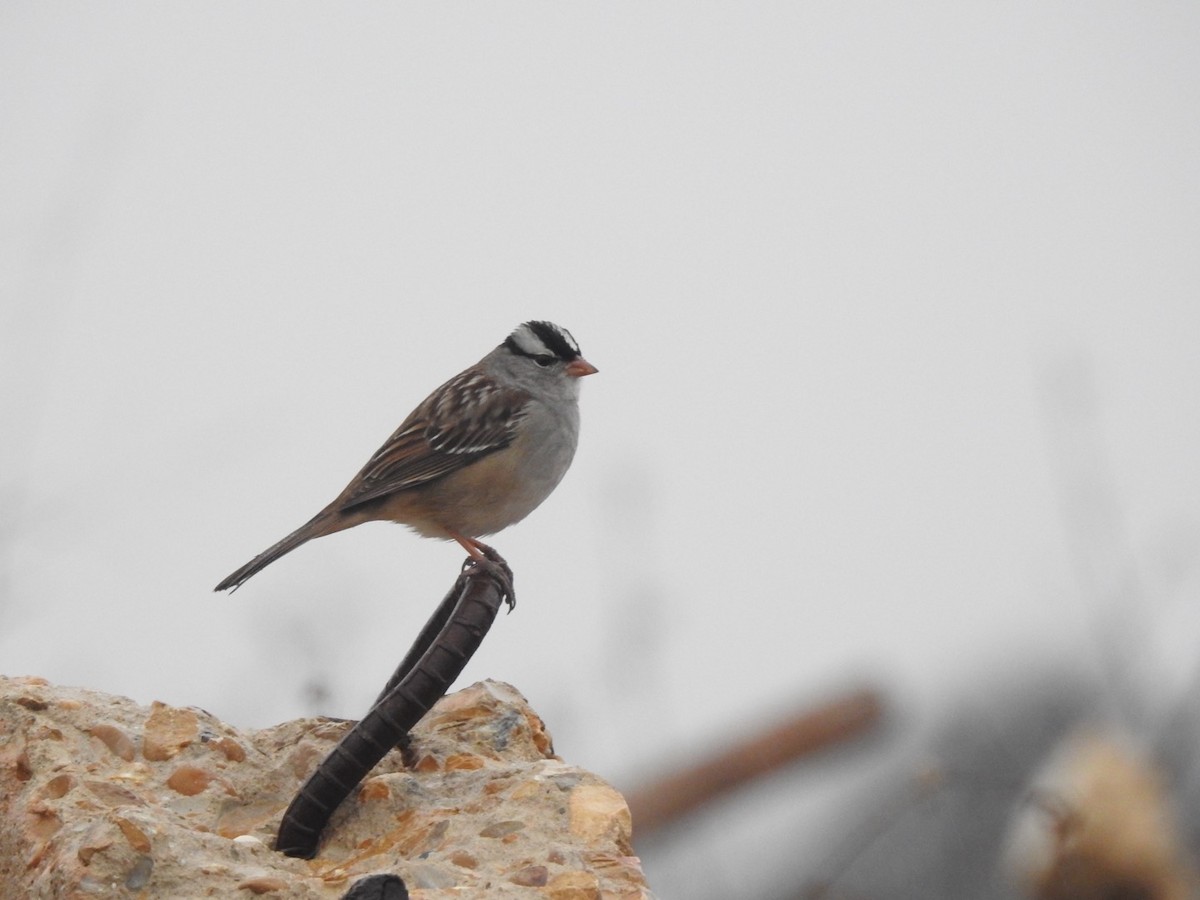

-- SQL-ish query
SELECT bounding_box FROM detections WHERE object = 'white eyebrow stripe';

[509,324,550,356]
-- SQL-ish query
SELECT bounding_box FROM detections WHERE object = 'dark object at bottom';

[341,873,409,900]
[275,556,512,858]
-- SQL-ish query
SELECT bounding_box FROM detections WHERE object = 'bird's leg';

[449,533,491,562]
[449,532,515,611]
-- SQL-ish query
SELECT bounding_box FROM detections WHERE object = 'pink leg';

[447,531,514,611]
[448,531,495,561]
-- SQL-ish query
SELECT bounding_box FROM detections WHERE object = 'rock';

[0,675,655,899]
[1008,729,1196,900]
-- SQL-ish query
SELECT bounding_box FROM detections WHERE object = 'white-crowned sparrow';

[215,321,597,592]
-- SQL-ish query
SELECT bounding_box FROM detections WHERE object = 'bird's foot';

[461,545,516,612]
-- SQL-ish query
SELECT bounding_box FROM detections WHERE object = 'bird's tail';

[214,512,337,592]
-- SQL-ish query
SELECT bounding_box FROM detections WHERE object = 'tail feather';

[214,513,335,592]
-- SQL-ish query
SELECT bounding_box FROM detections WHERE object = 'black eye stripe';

[504,321,582,363]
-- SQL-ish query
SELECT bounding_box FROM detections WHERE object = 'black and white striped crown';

[504,321,582,363]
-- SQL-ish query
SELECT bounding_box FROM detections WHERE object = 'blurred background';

[3,4,1199,897]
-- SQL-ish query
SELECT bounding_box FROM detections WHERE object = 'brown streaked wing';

[336,370,531,510]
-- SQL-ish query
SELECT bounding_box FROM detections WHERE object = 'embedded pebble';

[39,773,73,800]
[479,820,525,838]
[568,783,632,851]
[84,780,144,808]
[510,864,549,886]
[413,754,440,773]
[401,862,458,889]
[124,855,153,889]
[76,825,114,865]
[209,736,246,762]
[115,816,152,852]
[445,753,485,771]
[237,874,289,893]
[166,765,213,796]
[358,777,390,802]
[142,703,199,761]
[544,869,601,900]
[89,724,137,761]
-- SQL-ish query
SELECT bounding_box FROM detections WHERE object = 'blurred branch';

[627,688,885,839]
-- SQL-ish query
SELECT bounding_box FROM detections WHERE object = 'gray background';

[3,4,1198,896]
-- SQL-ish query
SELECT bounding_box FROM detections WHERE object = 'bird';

[214,321,597,593]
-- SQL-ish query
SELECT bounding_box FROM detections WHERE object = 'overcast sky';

[3,4,1199,894]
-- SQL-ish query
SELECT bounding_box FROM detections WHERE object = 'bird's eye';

[533,354,557,367]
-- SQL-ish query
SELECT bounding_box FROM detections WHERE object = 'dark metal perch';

[341,874,409,900]
[275,555,513,858]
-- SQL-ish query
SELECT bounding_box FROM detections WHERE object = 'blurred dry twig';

[626,688,885,839]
